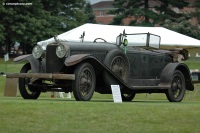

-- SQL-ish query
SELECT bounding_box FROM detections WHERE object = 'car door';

[127,49,172,79]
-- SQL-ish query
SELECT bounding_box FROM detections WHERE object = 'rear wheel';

[19,63,41,99]
[72,62,96,101]
[166,70,186,102]
[121,93,136,101]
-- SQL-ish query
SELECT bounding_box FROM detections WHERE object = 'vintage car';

[7,31,194,102]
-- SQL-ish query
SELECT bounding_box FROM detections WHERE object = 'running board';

[130,86,169,90]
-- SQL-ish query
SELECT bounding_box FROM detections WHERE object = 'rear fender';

[13,54,45,73]
[160,62,194,91]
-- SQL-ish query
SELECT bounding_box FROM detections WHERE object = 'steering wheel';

[93,38,107,43]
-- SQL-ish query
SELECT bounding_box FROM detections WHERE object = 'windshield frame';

[116,33,161,49]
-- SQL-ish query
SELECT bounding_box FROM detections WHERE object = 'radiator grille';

[46,44,64,73]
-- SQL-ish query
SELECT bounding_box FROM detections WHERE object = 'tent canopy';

[38,23,200,48]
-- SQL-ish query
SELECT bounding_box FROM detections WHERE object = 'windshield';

[117,33,161,49]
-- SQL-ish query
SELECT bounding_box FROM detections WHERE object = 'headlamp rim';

[32,45,44,59]
[56,44,69,58]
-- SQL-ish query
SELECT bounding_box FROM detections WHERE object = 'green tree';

[189,0,200,39]
[0,0,87,55]
[41,0,87,31]
[84,2,96,23]
[109,0,189,26]
[0,2,5,43]
[109,0,158,26]
[109,0,200,39]
[162,0,200,39]
[193,0,200,22]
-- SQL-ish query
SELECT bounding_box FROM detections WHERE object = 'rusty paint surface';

[6,73,75,80]
[64,54,89,66]
[13,54,32,62]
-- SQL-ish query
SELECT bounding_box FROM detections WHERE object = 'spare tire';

[103,49,136,101]
[103,49,130,84]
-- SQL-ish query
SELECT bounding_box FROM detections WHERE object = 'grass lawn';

[0,58,200,133]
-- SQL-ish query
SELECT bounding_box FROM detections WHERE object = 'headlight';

[32,45,44,59]
[56,44,69,58]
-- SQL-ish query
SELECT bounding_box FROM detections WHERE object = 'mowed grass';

[0,57,200,133]
[1,97,200,133]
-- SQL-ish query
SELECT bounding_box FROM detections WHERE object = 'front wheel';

[72,62,96,101]
[166,70,186,102]
[19,63,41,99]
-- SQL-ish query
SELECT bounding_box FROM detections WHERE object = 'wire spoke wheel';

[171,76,182,98]
[103,50,130,82]
[73,62,96,101]
[19,63,41,99]
[166,70,185,102]
[103,49,134,101]
[110,56,127,80]
[111,56,135,101]
[79,69,93,96]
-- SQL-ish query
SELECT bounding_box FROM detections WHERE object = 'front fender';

[64,54,131,93]
[13,54,45,73]
[13,54,32,63]
[160,62,194,91]
[64,54,90,66]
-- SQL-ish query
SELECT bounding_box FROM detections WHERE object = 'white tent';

[38,23,200,48]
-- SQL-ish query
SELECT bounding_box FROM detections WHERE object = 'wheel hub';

[111,57,126,79]
[172,76,182,97]
[79,70,92,96]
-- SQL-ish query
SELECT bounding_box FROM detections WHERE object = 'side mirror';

[116,35,121,45]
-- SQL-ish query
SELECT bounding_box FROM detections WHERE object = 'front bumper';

[6,73,75,80]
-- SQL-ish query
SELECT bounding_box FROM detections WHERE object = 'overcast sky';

[87,0,101,4]
[87,0,113,4]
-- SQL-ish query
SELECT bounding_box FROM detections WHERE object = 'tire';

[103,49,130,82]
[166,70,186,102]
[72,62,96,101]
[19,63,41,99]
[103,49,133,101]
[121,93,136,101]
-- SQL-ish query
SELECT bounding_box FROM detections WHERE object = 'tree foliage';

[84,1,96,23]
[109,0,200,39]
[192,0,200,23]
[0,0,87,54]
[110,0,189,25]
